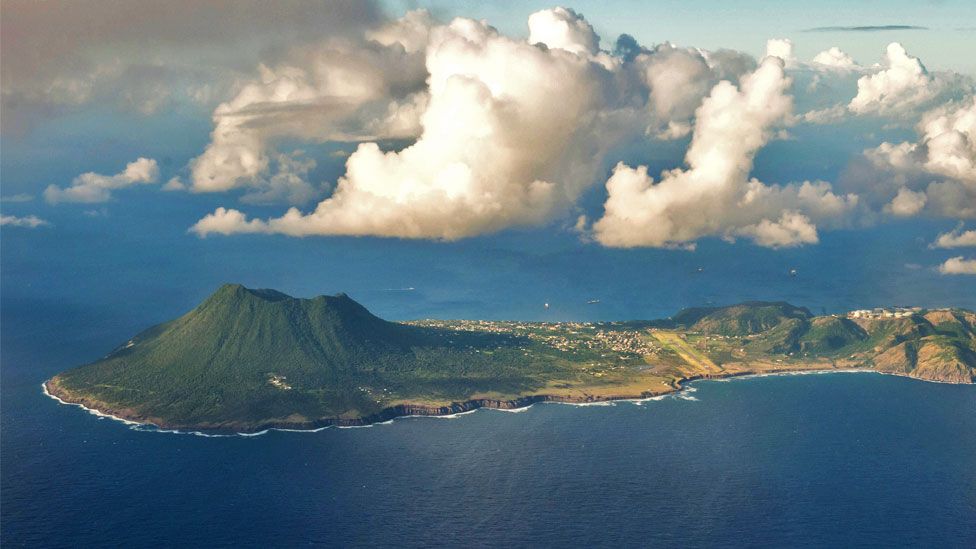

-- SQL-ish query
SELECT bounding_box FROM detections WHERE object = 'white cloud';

[737,211,819,248]
[865,96,976,217]
[634,43,753,140]
[190,7,764,219]
[848,42,970,116]
[915,97,976,183]
[849,43,930,114]
[932,224,976,248]
[190,207,268,236]
[0,193,34,203]
[44,158,159,203]
[0,214,50,228]
[938,256,976,275]
[193,11,631,239]
[885,186,927,216]
[591,56,856,248]
[812,47,857,70]
[527,7,599,56]
[180,13,976,246]
[866,141,916,172]
[188,12,432,204]
[162,177,186,191]
[765,39,795,67]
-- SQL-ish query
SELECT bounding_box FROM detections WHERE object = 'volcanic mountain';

[46,285,976,432]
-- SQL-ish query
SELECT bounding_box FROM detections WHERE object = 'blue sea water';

[2,207,976,546]
[3,31,976,546]
[3,355,975,546]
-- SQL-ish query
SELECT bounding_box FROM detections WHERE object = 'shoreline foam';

[43,368,967,438]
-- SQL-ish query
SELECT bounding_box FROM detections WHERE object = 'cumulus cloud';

[765,39,796,67]
[736,211,819,248]
[632,43,755,140]
[911,97,976,183]
[885,186,927,216]
[190,207,269,236]
[44,158,159,203]
[812,47,858,70]
[848,42,972,116]
[849,43,929,114]
[938,256,976,275]
[865,96,976,217]
[162,177,187,192]
[796,43,971,128]
[187,12,432,203]
[179,10,976,246]
[0,214,50,228]
[193,10,633,239]
[932,224,976,248]
[188,4,762,214]
[591,56,857,248]
[527,6,600,56]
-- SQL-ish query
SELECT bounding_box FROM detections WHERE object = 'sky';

[389,0,976,73]
[1,0,974,328]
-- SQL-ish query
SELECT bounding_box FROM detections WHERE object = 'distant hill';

[669,301,813,336]
[852,311,976,384]
[46,286,975,433]
[797,317,867,353]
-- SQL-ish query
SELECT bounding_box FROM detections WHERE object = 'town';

[846,306,924,319]
[405,319,659,359]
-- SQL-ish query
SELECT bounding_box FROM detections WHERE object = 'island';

[45,284,976,433]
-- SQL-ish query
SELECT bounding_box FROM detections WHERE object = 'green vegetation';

[668,301,812,336]
[797,317,867,354]
[48,285,976,432]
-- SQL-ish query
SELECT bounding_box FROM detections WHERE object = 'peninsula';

[46,284,976,433]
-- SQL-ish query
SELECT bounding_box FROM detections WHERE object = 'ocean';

[3,16,976,545]
[3,359,975,546]
[2,215,976,547]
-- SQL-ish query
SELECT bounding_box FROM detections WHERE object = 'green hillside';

[47,286,976,432]
[797,317,867,353]
[670,301,813,336]
[52,284,551,428]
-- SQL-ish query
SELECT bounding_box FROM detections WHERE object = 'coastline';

[44,365,967,436]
